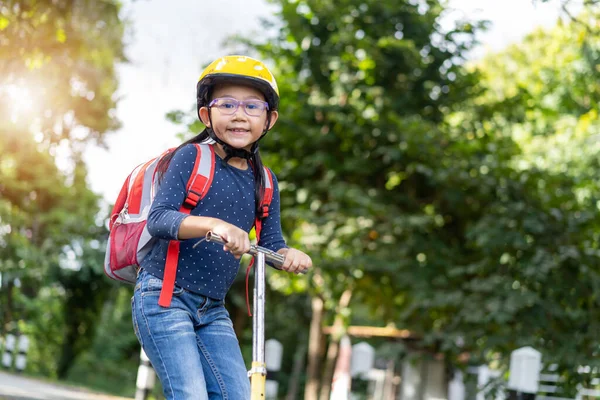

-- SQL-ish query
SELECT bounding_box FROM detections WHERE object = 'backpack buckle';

[184,190,201,209]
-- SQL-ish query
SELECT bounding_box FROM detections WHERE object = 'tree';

[454,6,600,389]
[0,0,127,379]
[0,0,125,148]
[538,0,600,35]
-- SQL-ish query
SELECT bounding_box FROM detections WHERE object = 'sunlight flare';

[4,83,37,123]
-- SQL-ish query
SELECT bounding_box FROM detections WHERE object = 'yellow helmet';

[197,55,279,111]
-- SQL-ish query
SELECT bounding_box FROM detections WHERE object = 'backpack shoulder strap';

[261,166,274,218]
[183,143,216,209]
[255,166,274,243]
[158,143,216,308]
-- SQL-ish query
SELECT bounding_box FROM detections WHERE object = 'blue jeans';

[132,269,250,399]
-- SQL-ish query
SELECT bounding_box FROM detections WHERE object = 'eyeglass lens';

[210,98,268,116]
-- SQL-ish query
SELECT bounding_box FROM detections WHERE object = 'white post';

[265,339,283,399]
[401,358,423,400]
[507,347,541,400]
[477,365,490,400]
[448,370,466,400]
[350,342,375,379]
[350,342,375,399]
[2,334,16,369]
[135,348,156,400]
[14,335,29,372]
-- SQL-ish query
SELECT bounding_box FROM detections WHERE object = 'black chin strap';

[206,110,271,163]
[207,128,256,162]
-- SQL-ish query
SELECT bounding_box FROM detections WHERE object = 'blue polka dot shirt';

[141,143,287,300]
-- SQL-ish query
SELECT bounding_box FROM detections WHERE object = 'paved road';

[0,372,133,400]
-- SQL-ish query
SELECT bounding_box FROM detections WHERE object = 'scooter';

[205,232,294,400]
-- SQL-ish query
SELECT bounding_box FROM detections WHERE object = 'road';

[0,372,133,400]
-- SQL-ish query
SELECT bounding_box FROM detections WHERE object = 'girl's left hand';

[278,248,312,275]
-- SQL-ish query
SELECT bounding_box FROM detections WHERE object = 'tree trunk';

[2,279,14,335]
[286,343,307,400]
[318,289,353,400]
[57,325,77,379]
[319,340,340,400]
[383,359,396,400]
[305,294,324,400]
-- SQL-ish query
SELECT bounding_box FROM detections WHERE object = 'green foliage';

[66,286,141,396]
[454,9,600,386]
[0,0,128,391]
[0,0,126,146]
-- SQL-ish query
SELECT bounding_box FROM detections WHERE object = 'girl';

[132,55,312,399]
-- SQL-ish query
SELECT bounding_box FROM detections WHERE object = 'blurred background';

[1,0,599,399]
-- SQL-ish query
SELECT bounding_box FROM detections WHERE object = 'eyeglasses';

[209,97,269,117]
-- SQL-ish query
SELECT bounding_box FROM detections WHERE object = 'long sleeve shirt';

[140,143,286,300]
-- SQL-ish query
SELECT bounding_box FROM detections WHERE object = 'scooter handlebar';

[204,232,307,274]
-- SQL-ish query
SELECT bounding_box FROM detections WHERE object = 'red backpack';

[104,143,274,307]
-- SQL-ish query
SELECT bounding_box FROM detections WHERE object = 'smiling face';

[199,83,278,151]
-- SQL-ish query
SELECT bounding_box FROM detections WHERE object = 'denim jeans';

[132,269,250,399]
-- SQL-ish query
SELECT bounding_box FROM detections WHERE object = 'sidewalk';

[0,371,134,400]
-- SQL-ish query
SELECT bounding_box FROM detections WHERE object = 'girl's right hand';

[210,222,250,259]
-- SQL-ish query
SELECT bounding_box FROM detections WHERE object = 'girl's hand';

[278,248,312,275]
[211,223,250,259]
